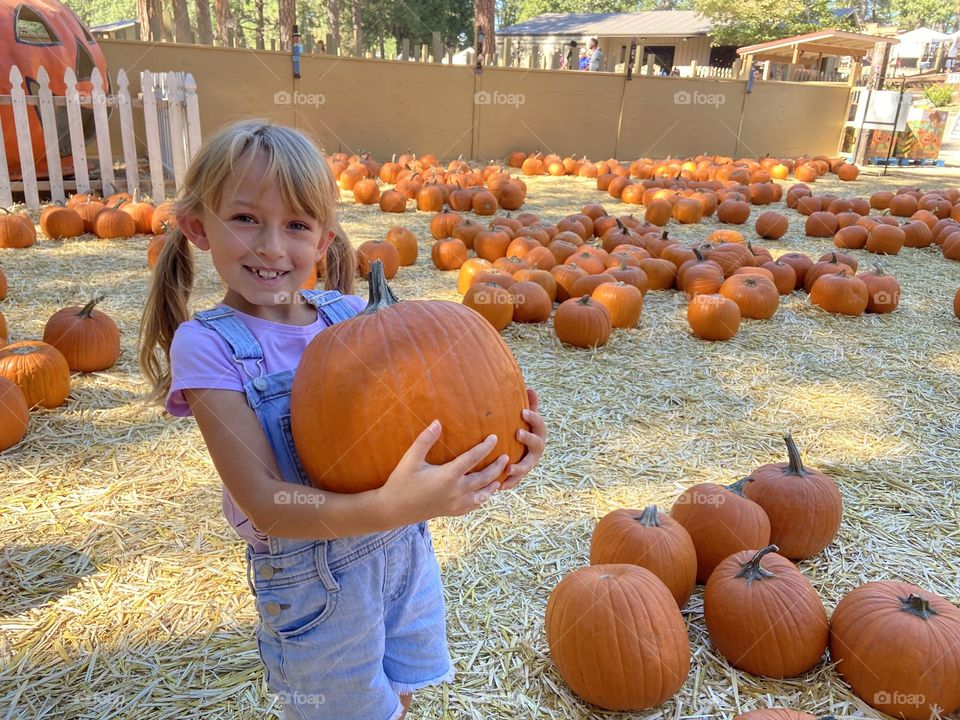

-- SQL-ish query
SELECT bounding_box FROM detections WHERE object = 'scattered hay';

[1,167,959,719]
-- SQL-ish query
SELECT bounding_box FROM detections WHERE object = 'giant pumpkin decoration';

[0,0,109,179]
[829,581,960,720]
[290,261,529,494]
[546,564,690,711]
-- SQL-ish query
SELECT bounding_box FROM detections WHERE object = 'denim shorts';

[246,522,454,720]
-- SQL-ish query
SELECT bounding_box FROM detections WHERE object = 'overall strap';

[301,289,361,326]
[193,306,265,379]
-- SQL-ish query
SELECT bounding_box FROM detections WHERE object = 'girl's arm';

[186,388,508,540]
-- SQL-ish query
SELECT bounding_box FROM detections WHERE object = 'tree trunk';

[195,0,213,44]
[278,0,296,51]
[170,0,194,43]
[158,0,173,41]
[379,35,385,60]
[136,0,151,40]
[214,0,230,46]
[351,0,361,55]
[328,0,340,54]
[255,0,265,49]
[475,0,495,63]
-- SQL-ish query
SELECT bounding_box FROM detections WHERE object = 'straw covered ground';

[1,165,959,719]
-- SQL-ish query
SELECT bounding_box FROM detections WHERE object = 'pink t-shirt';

[166,296,366,550]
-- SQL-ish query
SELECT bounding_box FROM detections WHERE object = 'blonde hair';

[138,120,355,404]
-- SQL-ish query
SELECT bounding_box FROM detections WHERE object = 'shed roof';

[737,29,897,61]
[498,11,711,38]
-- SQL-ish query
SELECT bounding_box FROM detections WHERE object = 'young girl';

[139,121,547,720]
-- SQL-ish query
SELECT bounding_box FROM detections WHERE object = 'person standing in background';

[588,38,604,71]
[562,40,578,70]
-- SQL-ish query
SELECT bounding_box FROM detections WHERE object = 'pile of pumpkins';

[547,433,960,719]
[505,151,860,185]
[327,151,529,216]
[417,200,903,346]
[0,199,127,450]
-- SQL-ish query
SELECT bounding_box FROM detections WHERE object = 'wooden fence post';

[140,70,165,201]
[63,68,90,195]
[0,105,12,207]
[9,66,39,208]
[116,69,140,196]
[36,66,65,203]
[90,68,115,197]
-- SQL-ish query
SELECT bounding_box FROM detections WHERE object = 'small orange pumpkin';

[42,296,121,372]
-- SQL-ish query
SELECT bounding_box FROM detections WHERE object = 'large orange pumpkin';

[42,296,121,372]
[290,261,529,493]
[546,564,690,711]
[670,479,771,583]
[0,0,109,179]
[742,433,842,559]
[0,375,29,451]
[829,581,960,720]
[590,505,697,608]
[0,340,70,408]
[705,545,828,677]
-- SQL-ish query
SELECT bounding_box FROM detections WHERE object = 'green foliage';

[63,0,135,27]
[692,0,837,46]
[924,84,955,107]
[895,0,958,31]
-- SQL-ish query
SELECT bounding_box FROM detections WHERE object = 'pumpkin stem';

[78,295,106,318]
[577,295,592,305]
[872,264,884,276]
[692,247,705,261]
[360,260,400,315]
[616,219,627,233]
[636,504,660,526]
[735,544,779,585]
[900,594,938,619]
[783,432,805,474]
[726,477,753,495]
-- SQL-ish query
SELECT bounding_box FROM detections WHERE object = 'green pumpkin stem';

[636,504,660,527]
[900,594,938,619]
[361,260,399,315]
[78,295,106,318]
[735,544,779,584]
[726,477,753,495]
[783,432,805,474]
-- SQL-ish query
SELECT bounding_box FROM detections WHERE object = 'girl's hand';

[377,422,509,526]
[500,388,546,491]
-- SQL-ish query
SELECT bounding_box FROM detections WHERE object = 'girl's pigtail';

[138,227,194,403]
[322,222,355,296]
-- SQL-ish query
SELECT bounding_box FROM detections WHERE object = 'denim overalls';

[194,289,453,720]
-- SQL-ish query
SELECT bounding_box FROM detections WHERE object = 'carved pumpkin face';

[0,0,109,178]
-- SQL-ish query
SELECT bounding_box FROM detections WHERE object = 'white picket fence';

[0,65,201,210]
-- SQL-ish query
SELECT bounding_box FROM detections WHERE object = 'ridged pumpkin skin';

[0,341,70,408]
[42,297,121,372]
[0,376,29,451]
[553,296,611,348]
[290,262,528,493]
[670,479,771,583]
[704,546,828,678]
[462,283,514,331]
[546,564,691,711]
[688,294,741,341]
[589,505,697,608]
[742,433,842,559]
[809,273,868,316]
[590,281,643,329]
[829,581,960,720]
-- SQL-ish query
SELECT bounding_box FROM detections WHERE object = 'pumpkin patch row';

[327,151,529,215]
[0,294,121,451]
[415,203,904,345]
[547,434,960,720]
[505,151,860,184]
